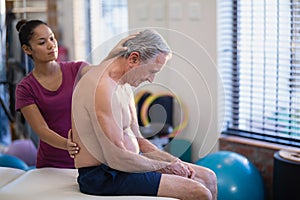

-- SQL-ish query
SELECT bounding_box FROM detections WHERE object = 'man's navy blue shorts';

[77,164,162,196]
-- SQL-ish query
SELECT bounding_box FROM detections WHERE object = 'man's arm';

[93,81,171,173]
[129,91,193,177]
[128,90,177,162]
[136,136,178,162]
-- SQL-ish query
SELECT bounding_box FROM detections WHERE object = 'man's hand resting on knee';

[157,159,195,178]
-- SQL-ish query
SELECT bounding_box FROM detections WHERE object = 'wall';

[128,0,220,162]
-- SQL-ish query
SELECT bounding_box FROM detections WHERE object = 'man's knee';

[206,168,217,184]
[202,168,217,200]
[189,182,212,200]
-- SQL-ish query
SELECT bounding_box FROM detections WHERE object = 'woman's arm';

[80,33,140,76]
[21,104,78,153]
[102,32,140,62]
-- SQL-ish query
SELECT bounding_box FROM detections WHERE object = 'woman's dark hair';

[16,19,48,46]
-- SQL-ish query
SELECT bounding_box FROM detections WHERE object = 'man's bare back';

[72,66,140,169]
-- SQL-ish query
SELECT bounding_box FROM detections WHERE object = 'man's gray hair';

[120,29,171,61]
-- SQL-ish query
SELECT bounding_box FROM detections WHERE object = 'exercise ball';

[196,151,264,200]
[0,153,29,170]
[5,139,37,166]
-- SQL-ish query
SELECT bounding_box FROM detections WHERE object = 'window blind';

[218,0,300,147]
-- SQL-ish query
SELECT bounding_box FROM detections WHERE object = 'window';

[218,0,300,147]
[88,0,128,63]
[73,0,128,62]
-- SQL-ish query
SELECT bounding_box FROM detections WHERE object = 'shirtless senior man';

[71,29,217,200]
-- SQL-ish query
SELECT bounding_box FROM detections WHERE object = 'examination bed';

[0,167,177,200]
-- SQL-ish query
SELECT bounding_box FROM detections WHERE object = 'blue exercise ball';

[196,151,264,200]
[0,153,29,170]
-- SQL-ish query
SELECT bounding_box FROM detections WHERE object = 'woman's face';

[25,24,58,62]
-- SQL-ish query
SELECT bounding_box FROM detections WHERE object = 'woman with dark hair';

[15,19,136,168]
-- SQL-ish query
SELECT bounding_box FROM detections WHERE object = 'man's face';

[127,53,169,87]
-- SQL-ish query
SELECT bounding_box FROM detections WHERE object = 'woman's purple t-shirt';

[15,61,89,168]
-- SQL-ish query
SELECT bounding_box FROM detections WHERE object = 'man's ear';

[128,52,141,68]
[22,45,32,56]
